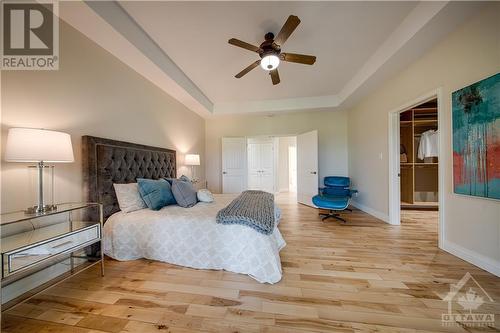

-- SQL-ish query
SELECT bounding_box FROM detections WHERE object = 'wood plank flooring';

[2,194,499,332]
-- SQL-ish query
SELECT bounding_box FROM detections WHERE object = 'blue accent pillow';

[179,175,190,182]
[164,175,190,185]
[163,177,175,185]
[171,179,198,208]
[137,178,176,210]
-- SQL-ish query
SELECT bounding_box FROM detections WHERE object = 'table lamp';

[185,154,200,183]
[5,128,74,214]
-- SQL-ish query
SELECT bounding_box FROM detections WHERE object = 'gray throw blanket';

[216,190,276,235]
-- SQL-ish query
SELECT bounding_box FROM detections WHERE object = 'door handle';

[310,171,317,174]
[222,171,227,174]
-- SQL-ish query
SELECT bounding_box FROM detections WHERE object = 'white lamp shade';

[185,154,200,166]
[5,128,74,163]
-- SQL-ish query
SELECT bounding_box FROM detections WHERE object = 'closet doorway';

[277,136,297,193]
[222,135,298,195]
[246,136,298,194]
[388,90,444,246]
[247,137,275,193]
[399,99,439,210]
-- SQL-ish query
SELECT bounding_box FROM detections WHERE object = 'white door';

[247,138,275,193]
[247,142,261,190]
[260,142,275,193]
[297,130,318,206]
[222,137,247,193]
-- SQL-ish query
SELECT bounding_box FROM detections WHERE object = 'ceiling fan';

[228,15,316,85]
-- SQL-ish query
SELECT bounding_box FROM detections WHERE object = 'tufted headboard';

[82,136,176,221]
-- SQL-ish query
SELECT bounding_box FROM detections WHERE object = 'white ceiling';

[60,1,486,117]
[121,2,417,103]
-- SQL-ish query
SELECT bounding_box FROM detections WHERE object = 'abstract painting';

[453,72,500,200]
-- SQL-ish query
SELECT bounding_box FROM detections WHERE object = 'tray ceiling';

[60,1,486,117]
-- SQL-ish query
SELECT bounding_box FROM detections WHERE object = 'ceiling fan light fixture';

[260,54,280,71]
[229,15,315,84]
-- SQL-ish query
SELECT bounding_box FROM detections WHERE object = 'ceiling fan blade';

[228,38,260,53]
[270,69,280,85]
[235,60,261,78]
[274,15,301,46]
[281,53,316,65]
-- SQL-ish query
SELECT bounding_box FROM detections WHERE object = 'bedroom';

[1,1,499,332]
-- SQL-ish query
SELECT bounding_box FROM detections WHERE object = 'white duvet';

[103,194,286,283]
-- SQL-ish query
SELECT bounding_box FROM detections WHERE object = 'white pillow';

[197,189,214,203]
[113,183,147,213]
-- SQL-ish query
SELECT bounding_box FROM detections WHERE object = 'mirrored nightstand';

[1,203,104,309]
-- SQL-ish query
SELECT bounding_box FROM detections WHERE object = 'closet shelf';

[414,122,438,128]
[412,107,437,111]
[401,162,438,166]
[414,119,437,123]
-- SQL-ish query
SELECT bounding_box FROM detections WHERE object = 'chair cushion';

[312,194,349,210]
[324,176,350,187]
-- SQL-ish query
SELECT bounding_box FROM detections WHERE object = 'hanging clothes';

[417,130,438,160]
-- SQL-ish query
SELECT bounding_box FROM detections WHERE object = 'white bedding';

[103,194,286,283]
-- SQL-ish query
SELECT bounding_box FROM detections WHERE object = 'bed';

[82,136,285,283]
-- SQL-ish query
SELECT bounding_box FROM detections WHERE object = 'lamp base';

[25,204,57,215]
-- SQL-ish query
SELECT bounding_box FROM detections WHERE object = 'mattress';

[103,194,286,283]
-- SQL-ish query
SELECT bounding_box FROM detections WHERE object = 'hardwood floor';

[2,194,499,332]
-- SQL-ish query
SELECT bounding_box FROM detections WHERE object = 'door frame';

[388,88,445,248]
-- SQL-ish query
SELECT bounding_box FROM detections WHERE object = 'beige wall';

[1,21,205,213]
[348,4,500,274]
[206,110,348,193]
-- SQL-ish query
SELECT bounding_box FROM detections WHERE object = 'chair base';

[319,211,347,223]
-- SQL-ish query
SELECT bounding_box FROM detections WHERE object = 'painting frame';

[452,72,500,201]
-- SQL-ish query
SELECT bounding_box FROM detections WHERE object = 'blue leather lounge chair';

[312,176,357,223]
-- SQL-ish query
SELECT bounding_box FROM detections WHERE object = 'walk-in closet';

[400,99,438,210]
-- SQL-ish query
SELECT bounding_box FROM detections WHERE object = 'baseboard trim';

[352,201,499,277]
[350,201,389,223]
[441,240,500,277]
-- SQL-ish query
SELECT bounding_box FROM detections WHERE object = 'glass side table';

[1,203,104,309]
